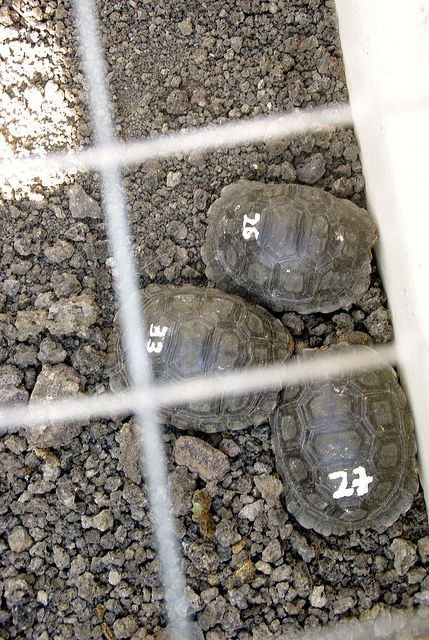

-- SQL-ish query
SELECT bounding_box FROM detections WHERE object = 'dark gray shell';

[201,180,378,314]
[107,284,294,432]
[269,346,419,536]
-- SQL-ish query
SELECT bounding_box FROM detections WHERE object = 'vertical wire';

[70,1,192,637]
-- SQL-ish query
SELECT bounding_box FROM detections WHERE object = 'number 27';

[328,466,374,499]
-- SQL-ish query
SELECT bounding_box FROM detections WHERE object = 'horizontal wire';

[0,343,397,434]
[277,605,429,640]
[0,103,353,179]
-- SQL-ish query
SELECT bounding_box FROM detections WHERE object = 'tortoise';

[269,344,419,536]
[107,284,294,432]
[201,180,378,314]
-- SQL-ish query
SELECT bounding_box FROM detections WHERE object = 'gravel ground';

[1,1,429,639]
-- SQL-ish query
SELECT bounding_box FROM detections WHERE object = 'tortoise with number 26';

[201,180,378,314]
[269,345,419,536]
[107,284,294,432]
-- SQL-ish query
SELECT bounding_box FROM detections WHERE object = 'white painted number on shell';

[328,466,374,499]
[146,324,168,354]
[242,213,261,240]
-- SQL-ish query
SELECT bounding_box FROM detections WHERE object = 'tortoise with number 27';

[107,284,294,432]
[269,344,419,536]
[201,180,378,314]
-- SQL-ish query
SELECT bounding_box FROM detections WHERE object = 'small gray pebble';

[35,291,56,310]
[15,309,47,340]
[270,564,292,584]
[0,364,28,405]
[219,438,240,458]
[52,271,82,298]
[38,338,67,364]
[28,363,87,448]
[46,294,98,337]
[262,539,282,563]
[333,590,356,615]
[198,596,226,631]
[44,239,74,263]
[4,434,27,454]
[297,154,326,184]
[310,585,327,608]
[117,419,143,484]
[390,538,417,576]
[238,499,264,522]
[193,188,210,211]
[7,525,33,553]
[414,590,429,606]
[364,307,394,342]
[418,536,429,563]
[293,561,312,597]
[166,171,182,188]
[178,18,192,36]
[281,312,304,335]
[174,436,229,482]
[214,518,240,548]
[166,89,189,115]
[73,571,104,601]
[254,474,283,507]
[53,545,70,570]
[187,541,220,573]
[167,220,188,242]
[68,184,102,220]
[71,343,105,376]
[81,509,114,532]
[290,531,316,562]
[13,232,40,258]
[112,615,139,639]
[169,466,197,517]
[2,277,20,298]
[14,344,38,368]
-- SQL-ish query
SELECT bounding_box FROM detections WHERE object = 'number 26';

[242,213,261,240]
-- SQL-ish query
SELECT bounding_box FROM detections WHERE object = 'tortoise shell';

[201,180,378,314]
[107,284,294,432]
[269,345,419,535]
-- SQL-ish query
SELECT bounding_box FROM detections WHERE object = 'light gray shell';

[107,284,294,432]
[269,345,419,536]
[201,180,378,314]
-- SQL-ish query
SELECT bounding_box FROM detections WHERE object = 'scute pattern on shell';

[269,345,419,536]
[107,284,294,432]
[201,180,378,314]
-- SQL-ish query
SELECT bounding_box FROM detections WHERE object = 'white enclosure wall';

[335,1,429,511]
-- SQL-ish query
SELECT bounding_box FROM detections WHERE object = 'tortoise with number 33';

[201,180,378,314]
[269,344,419,536]
[107,284,294,432]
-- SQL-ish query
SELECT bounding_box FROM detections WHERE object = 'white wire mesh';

[280,604,429,640]
[0,0,427,638]
[69,0,191,635]
[0,342,398,434]
[0,103,354,180]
